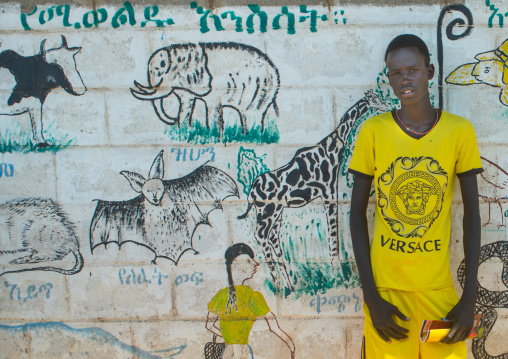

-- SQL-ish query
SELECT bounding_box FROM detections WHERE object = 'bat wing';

[89,195,147,253]
[166,164,238,203]
[153,165,238,263]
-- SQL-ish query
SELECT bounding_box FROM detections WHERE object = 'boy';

[348,34,482,358]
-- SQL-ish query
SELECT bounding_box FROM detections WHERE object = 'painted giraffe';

[238,90,388,290]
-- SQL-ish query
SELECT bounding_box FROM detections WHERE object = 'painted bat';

[89,150,239,264]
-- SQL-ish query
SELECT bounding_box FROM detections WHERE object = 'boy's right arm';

[350,175,410,343]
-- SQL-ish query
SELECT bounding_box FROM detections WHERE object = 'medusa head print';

[378,157,448,238]
[397,180,438,216]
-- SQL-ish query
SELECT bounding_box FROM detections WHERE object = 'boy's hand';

[367,296,410,343]
[440,297,476,344]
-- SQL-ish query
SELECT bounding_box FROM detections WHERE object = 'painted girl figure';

[206,243,295,359]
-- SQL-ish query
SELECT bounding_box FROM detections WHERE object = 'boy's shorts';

[362,286,467,359]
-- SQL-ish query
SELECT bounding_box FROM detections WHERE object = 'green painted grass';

[164,115,279,144]
[236,146,270,196]
[0,120,75,154]
[262,214,361,299]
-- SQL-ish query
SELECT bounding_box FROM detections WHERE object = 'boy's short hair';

[384,34,431,67]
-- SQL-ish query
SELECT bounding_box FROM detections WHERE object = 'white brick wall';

[0,1,506,358]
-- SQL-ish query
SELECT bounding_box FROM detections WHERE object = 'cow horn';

[60,35,68,48]
[40,39,46,55]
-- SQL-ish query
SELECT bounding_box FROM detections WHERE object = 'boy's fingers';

[376,329,391,343]
[440,333,453,344]
[456,326,472,342]
[384,327,408,340]
[441,326,461,344]
[394,307,410,321]
[390,323,409,333]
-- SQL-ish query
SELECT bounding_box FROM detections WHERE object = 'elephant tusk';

[152,98,179,125]
[134,80,157,94]
[130,87,166,100]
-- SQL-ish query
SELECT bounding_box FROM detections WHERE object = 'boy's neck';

[398,100,436,128]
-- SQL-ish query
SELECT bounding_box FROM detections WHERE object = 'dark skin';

[350,46,481,344]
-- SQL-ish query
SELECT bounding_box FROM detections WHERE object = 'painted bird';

[446,39,508,106]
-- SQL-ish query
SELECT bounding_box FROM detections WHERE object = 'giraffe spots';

[295,157,311,180]
[329,153,336,166]
[286,169,301,186]
[277,185,289,200]
[266,181,276,193]
[327,138,337,152]
[321,160,330,182]
[289,188,312,203]
[315,168,321,181]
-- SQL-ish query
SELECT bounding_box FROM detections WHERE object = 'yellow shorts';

[362,286,467,359]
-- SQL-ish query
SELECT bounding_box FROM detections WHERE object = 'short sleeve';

[249,291,270,317]
[208,288,228,315]
[456,123,483,177]
[348,122,375,179]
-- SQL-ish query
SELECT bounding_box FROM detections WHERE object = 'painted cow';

[131,42,280,134]
[0,36,86,147]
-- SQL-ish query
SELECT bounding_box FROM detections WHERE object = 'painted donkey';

[238,91,388,290]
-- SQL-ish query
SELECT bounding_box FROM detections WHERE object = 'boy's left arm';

[441,173,481,344]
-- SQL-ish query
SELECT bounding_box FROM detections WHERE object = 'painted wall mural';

[205,243,295,359]
[0,197,84,277]
[20,2,347,34]
[446,39,508,106]
[478,156,508,228]
[2,1,508,358]
[0,163,14,178]
[236,146,270,197]
[0,322,186,358]
[90,150,239,264]
[131,42,280,144]
[238,90,388,293]
[0,35,85,151]
[458,241,508,359]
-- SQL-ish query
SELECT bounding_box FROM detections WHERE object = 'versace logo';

[378,157,448,238]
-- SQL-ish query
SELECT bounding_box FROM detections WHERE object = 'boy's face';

[386,46,435,106]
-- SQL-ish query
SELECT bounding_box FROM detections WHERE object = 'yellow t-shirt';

[348,111,483,291]
[208,285,270,345]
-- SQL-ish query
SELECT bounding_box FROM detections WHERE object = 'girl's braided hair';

[224,243,255,313]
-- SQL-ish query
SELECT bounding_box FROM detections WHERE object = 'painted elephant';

[130,42,280,133]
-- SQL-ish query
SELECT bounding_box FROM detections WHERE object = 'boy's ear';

[428,64,435,80]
